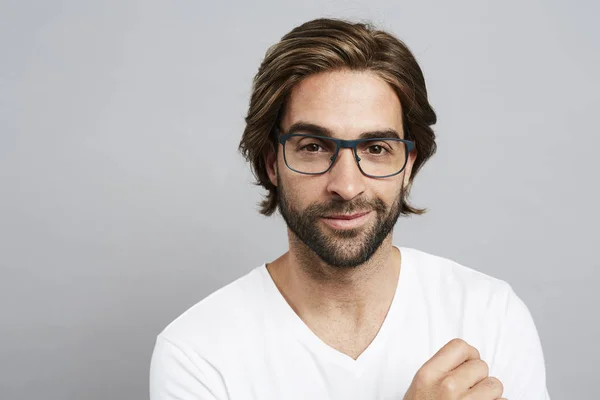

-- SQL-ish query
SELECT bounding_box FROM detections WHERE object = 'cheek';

[281,172,327,207]
[373,177,403,203]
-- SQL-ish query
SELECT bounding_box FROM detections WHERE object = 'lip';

[321,211,371,230]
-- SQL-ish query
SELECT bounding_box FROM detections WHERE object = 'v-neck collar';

[259,245,413,375]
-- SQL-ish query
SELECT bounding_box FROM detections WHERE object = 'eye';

[300,143,324,152]
[295,137,333,152]
[367,144,387,154]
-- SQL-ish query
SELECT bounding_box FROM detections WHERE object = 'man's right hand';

[403,338,506,400]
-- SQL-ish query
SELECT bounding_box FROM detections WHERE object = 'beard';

[277,174,405,269]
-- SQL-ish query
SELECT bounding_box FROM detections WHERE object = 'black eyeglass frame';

[273,126,416,178]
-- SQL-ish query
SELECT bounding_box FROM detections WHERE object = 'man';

[150,18,550,400]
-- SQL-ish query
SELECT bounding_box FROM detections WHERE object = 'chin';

[326,227,363,239]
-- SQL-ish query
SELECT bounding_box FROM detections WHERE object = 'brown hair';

[239,17,437,216]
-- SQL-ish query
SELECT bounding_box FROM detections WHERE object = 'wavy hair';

[239,18,437,216]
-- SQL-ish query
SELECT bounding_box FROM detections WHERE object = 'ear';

[403,149,417,188]
[264,147,278,187]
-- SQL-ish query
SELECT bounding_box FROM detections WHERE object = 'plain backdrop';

[1,0,598,399]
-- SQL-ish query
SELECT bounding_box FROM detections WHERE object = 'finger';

[446,359,489,392]
[467,376,504,399]
[422,338,480,374]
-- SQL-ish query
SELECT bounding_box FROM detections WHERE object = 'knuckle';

[470,345,481,360]
[414,367,434,385]
[485,376,504,392]
[450,337,480,359]
[473,359,489,376]
[440,376,459,394]
[449,338,467,347]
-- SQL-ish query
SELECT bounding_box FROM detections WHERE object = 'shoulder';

[150,266,271,399]
[400,246,513,302]
[157,265,268,350]
[150,268,269,400]
[400,247,549,397]
[399,246,516,343]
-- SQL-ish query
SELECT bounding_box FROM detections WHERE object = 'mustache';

[303,197,387,217]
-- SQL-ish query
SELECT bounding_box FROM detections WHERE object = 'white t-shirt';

[150,246,550,400]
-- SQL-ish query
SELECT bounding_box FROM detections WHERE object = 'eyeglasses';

[274,127,415,178]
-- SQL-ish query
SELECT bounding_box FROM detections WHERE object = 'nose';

[325,148,366,201]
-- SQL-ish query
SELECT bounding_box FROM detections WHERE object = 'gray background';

[1,0,598,399]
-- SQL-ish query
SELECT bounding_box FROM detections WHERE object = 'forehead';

[282,70,404,137]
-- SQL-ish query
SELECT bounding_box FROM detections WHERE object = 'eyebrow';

[285,121,403,140]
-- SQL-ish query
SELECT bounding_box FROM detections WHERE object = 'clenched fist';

[403,338,506,400]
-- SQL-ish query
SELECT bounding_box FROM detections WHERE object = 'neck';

[267,232,401,322]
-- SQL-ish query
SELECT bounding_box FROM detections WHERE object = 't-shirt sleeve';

[491,285,551,400]
[150,335,229,400]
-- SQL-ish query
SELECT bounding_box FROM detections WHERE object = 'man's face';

[267,70,416,268]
